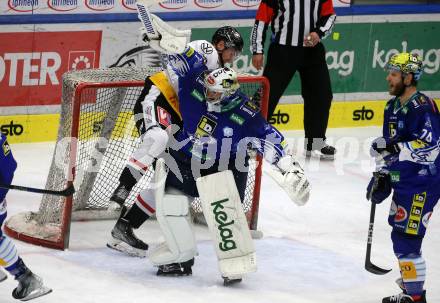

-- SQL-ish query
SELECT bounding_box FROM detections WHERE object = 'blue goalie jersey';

[382,92,440,193]
[166,46,286,164]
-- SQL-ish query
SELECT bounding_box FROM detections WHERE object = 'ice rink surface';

[1,127,439,303]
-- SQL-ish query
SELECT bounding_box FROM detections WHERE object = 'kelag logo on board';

[85,0,115,11]
[159,0,187,10]
[8,0,39,12]
[122,0,136,10]
[47,0,78,11]
[194,0,223,9]
[232,0,259,8]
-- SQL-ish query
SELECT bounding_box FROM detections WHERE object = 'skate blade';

[106,239,146,258]
[19,286,52,301]
[305,150,335,161]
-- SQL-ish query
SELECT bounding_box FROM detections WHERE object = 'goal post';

[4,67,269,250]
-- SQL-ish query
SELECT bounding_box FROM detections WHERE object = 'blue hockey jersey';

[0,134,17,205]
[166,46,286,165]
[382,92,440,192]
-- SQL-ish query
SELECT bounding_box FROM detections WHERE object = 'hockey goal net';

[4,67,269,250]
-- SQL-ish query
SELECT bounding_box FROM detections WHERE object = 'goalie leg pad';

[149,194,197,265]
[196,170,257,279]
[149,159,197,266]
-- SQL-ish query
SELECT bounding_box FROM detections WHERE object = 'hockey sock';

[398,254,425,297]
[119,166,141,191]
[0,236,23,277]
[122,203,150,229]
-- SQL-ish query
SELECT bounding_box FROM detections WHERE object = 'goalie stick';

[365,203,392,275]
[0,183,75,197]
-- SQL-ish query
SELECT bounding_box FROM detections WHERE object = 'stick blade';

[365,262,392,275]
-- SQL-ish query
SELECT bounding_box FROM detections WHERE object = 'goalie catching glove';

[137,1,190,54]
[267,155,311,206]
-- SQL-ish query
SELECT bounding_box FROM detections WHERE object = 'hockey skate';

[106,218,149,258]
[108,184,130,210]
[222,276,242,286]
[305,144,336,160]
[12,269,52,301]
[0,269,7,282]
[156,258,194,276]
[382,291,427,303]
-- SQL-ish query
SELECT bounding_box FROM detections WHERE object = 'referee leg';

[263,44,299,118]
[299,44,333,151]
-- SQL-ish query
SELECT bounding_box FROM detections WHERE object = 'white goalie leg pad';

[196,170,257,279]
[149,159,197,266]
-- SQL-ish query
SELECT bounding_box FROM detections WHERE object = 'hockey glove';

[370,137,401,158]
[267,155,311,206]
[366,171,392,204]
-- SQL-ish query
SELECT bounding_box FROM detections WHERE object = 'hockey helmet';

[386,52,423,81]
[203,67,240,111]
[211,26,244,55]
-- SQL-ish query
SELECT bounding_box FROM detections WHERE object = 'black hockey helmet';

[211,26,244,55]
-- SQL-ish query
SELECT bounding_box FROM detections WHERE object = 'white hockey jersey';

[164,40,220,94]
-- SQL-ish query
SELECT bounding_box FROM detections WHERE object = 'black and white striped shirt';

[251,0,336,53]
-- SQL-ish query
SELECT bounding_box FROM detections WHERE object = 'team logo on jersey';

[394,206,407,223]
[388,122,397,138]
[389,171,400,183]
[157,106,172,127]
[185,47,194,58]
[196,116,217,138]
[2,140,11,156]
[223,127,233,137]
[405,192,426,235]
[191,89,205,102]
[200,43,213,55]
[240,101,258,117]
[229,113,245,125]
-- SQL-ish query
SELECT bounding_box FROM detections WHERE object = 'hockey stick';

[365,202,392,275]
[0,183,75,197]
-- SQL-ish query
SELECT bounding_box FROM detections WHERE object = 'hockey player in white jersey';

[0,134,52,301]
[106,17,245,256]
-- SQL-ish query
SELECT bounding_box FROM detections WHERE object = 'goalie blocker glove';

[267,155,311,206]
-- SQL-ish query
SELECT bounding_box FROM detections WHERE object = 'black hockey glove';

[366,171,392,204]
[370,137,401,158]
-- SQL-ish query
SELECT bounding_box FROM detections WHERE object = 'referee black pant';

[263,42,333,151]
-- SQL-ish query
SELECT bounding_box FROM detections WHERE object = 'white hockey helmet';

[203,67,240,111]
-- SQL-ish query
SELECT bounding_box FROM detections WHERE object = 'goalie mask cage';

[4,67,269,250]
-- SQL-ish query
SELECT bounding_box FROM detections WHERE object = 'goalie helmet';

[212,26,244,55]
[203,67,240,112]
[386,52,423,81]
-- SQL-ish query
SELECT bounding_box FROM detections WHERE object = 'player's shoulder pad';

[188,40,220,70]
[407,92,436,113]
[238,97,261,118]
[1,135,11,156]
[385,97,396,110]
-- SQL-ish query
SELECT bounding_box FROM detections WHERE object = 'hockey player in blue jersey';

[106,24,245,257]
[367,53,440,303]
[114,38,310,282]
[0,134,52,301]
